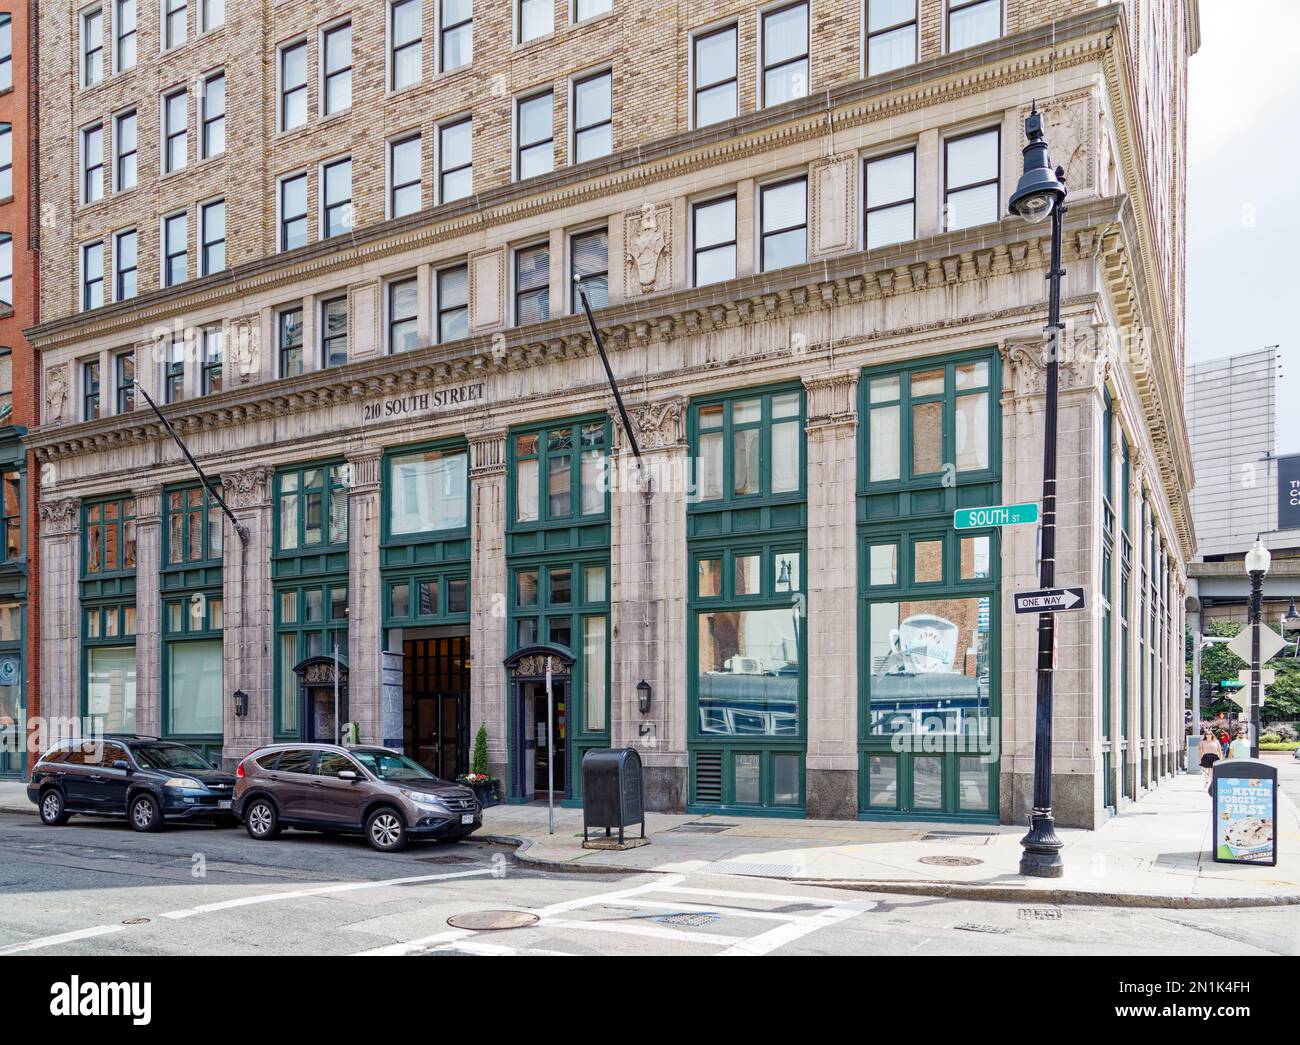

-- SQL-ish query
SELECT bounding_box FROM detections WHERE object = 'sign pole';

[546,656,555,836]
[333,643,340,746]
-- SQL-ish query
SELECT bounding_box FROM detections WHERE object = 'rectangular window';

[83,360,101,420]
[114,229,137,300]
[762,2,809,107]
[82,241,105,311]
[168,640,223,735]
[115,110,137,190]
[163,88,187,172]
[388,447,469,535]
[693,195,736,286]
[322,157,352,238]
[0,234,9,307]
[584,615,607,731]
[322,21,352,115]
[0,125,9,198]
[280,40,308,130]
[201,72,225,157]
[163,0,187,50]
[0,16,9,93]
[693,388,803,503]
[276,464,349,551]
[201,327,223,394]
[115,350,135,412]
[200,198,225,275]
[279,173,307,251]
[436,265,468,343]
[388,278,419,353]
[576,0,611,19]
[163,211,187,286]
[947,0,1000,52]
[439,117,472,202]
[866,0,917,75]
[278,307,304,377]
[944,128,999,231]
[512,421,607,524]
[516,92,553,180]
[573,70,612,164]
[82,125,104,204]
[3,475,23,559]
[163,338,185,402]
[87,647,137,734]
[389,134,421,218]
[320,296,348,368]
[760,176,807,271]
[83,8,104,86]
[864,149,915,249]
[519,0,553,43]
[693,24,737,128]
[199,0,224,32]
[571,228,607,311]
[441,0,472,72]
[515,243,549,325]
[390,0,422,90]
[697,609,801,735]
[115,0,137,71]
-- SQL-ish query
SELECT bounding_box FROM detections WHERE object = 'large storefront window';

[275,580,348,737]
[82,496,137,736]
[859,352,1000,820]
[86,643,137,733]
[164,593,223,738]
[0,602,21,776]
[387,445,467,536]
[697,607,800,736]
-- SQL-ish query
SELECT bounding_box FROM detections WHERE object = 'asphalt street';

[0,810,1297,956]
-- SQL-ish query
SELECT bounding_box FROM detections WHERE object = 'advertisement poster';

[1213,766,1277,865]
[1279,453,1300,532]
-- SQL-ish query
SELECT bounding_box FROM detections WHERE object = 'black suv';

[27,735,237,832]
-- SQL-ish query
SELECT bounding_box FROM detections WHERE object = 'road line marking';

[354,928,476,956]
[426,940,574,957]
[526,874,686,918]
[717,898,876,956]
[614,898,822,923]
[662,885,861,907]
[538,917,743,946]
[0,924,126,955]
[160,867,496,920]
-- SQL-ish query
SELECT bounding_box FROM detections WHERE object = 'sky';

[1186,0,1300,452]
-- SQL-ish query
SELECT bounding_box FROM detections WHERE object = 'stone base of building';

[1002,772,1101,830]
[805,769,858,820]
[643,765,687,813]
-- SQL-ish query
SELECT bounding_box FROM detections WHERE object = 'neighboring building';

[0,3,37,779]
[27,1,1198,827]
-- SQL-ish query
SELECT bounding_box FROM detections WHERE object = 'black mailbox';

[582,747,646,844]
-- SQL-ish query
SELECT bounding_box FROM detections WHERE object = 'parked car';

[27,735,237,832]
[232,743,481,852]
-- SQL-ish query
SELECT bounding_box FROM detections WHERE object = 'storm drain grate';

[922,831,996,844]
[1018,907,1063,921]
[918,855,983,867]
[954,922,1010,934]
[446,910,539,931]
[653,912,721,927]
[668,823,730,834]
[706,861,800,877]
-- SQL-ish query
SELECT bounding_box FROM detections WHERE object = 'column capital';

[611,397,686,454]
[803,370,857,429]
[469,429,507,478]
[39,496,81,538]
[222,465,272,510]
[343,447,383,492]
[132,484,164,524]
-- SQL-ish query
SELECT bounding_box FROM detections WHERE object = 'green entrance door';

[0,651,22,778]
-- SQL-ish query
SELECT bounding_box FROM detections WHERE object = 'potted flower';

[457,725,500,807]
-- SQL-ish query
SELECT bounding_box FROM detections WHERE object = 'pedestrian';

[1198,727,1222,786]
[1218,726,1230,758]
[1228,727,1251,760]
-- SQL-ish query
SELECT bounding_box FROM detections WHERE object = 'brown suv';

[232,744,480,852]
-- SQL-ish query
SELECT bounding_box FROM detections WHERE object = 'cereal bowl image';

[1223,817,1273,858]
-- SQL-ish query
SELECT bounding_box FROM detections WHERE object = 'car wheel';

[129,793,164,833]
[244,798,281,840]
[38,788,70,826]
[365,808,408,852]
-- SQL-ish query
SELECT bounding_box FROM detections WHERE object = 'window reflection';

[697,608,800,736]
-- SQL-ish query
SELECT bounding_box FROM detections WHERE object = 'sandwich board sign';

[1210,759,1278,866]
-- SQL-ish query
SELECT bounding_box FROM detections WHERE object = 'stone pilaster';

[468,430,508,781]
[38,497,80,724]
[131,485,163,737]
[345,448,383,743]
[609,397,688,811]
[221,466,273,766]
[803,372,859,819]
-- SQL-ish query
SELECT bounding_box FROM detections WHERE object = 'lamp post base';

[1019,810,1065,878]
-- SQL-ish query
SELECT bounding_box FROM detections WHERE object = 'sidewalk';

[4,763,1297,908]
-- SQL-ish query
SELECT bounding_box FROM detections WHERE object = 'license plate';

[460,813,474,825]
[218,801,231,810]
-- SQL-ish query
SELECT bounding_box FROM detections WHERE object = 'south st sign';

[361,382,486,423]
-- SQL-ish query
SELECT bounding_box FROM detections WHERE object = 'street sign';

[953,502,1039,529]
[1013,587,1086,614]
[1226,623,1288,666]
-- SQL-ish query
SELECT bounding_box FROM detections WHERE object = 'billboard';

[1280,453,1300,531]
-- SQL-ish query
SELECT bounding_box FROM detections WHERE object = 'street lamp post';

[1244,537,1271,758]
[1008,104,1069,878]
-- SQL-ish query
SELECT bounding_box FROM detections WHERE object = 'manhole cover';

[653,912,720,927]
[954,922,1009,934]
[446,910,539,931]
[121,917,150,925]
[918,855,983,867]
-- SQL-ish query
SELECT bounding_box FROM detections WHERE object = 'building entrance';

[403,635,470,780]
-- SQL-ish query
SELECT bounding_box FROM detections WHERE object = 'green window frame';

[162,590,224,741]
[274,461,349,554]
[508,417,609,527]
[83,495,137,576]
[273,579,349,738]
[386,571,470,625]
[689,385,805,507]
[82,603,138,733]
[164,483,224,567]
[383,440,470,542]
[1,468,20,563]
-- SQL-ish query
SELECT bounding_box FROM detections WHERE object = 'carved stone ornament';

[39,497,80,536]
[1002,327,1109,397]
[1022,92,1096,194]
[615,398,685,452]
[624,202,671,296]
[301,661,347,685]
[45,363,70,424]
[222,466,271,509]
[230,315,261,383]
[512,654,571,679]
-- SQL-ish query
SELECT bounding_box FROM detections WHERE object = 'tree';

[1191,618,1300,723]
[471,724,490,777]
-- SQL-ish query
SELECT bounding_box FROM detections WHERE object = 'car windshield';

[132,744,213,771]
[351,750,438,781]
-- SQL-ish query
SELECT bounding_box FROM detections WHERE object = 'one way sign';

[1013,587,1087,614]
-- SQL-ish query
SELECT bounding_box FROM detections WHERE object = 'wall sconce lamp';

[636,679,652,715]
[232,689,249,718]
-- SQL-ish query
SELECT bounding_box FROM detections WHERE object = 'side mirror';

[337,770,359,782]
[111,760,132,773]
